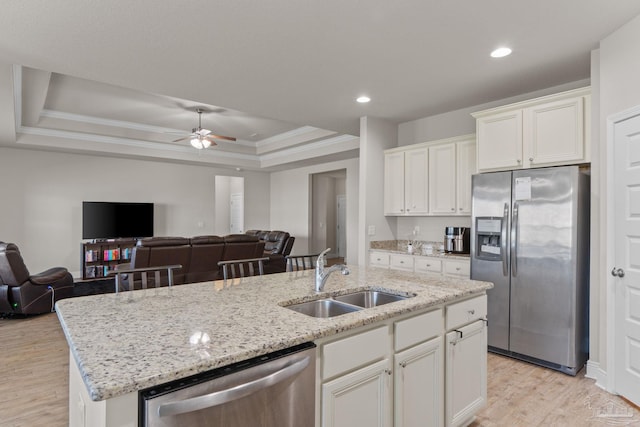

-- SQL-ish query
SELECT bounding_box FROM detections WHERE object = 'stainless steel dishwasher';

[140,342,316,427]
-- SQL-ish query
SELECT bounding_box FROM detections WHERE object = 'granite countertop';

[370,240,470,260]
[56,266,491,401]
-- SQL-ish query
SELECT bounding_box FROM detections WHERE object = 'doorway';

[215,176,244,234]
[311,169,347,263]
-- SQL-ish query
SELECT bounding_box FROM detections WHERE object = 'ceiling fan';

[173,109,236,149]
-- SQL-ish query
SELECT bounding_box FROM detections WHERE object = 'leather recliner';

[0,242,74,315]
[245,230,295,274]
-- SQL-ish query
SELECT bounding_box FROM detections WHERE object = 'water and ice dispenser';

[475,217,503,260]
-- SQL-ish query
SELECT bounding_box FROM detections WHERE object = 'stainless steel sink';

[285,299,362,318]
[333,290,410,308]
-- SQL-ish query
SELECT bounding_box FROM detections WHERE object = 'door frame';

[605,103,640,400]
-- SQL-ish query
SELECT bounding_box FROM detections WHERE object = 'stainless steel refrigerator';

[470,165,589,375]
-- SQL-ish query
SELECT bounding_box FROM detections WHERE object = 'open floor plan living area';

[2,2,640,426]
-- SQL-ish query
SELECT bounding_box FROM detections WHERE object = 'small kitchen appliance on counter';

[444,227,470,254]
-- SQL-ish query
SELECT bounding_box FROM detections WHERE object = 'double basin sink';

[284,290,414,318]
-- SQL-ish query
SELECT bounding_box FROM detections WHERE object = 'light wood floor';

[1,312,639,427]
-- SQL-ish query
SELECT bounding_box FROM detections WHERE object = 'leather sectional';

[129,234,266,284]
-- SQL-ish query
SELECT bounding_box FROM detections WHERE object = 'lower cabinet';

[445,296,488,427]
[395,337,444,427]
[322,358,393,427]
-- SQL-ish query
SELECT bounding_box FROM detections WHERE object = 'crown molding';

[260,134,359,161]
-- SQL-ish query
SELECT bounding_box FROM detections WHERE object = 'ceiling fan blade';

[206,134,237,142]
[172,136,191,142]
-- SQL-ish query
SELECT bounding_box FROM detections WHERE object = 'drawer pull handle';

[468,309,475,315]
[426,264,431,267]
[450,329,464,345]
[456,267,461,271]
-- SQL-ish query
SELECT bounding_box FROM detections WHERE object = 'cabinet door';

[405,148,429,215]
[455,139,476,215]
[395,337,444,427]
[476,110,523,172]
[524,96,585,167]
[384,152,405,215]
[445,320,487,427]
[389,254,414,272]
[443,259,470,278]
[322,358,392,427]
[428,144,456,215]
[369,251,390,268]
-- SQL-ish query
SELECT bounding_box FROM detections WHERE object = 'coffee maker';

[444,227,470,254]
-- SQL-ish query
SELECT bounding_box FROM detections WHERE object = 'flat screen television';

[82,201,154,240]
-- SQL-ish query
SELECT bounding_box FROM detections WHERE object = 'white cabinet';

[395,338,444,427]
[370,251,390,268]
[443,259,470,278]
[429,138,477,215]
[369,251,470,279]
[384,148,429,215]
[456,139,476,215]
[429,143,457,214]
[384,151,407,215]
[322,358,392,427]
[394,309,444,427]
[445,296,487,427]
[473,87,590,172]
[414,257,443,275]
[390,253,414,272]
[321,326,392,427]
[384,135,475,216]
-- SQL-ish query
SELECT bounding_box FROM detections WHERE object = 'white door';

[613,110,640,406]
[336,195,346,258]
[229,193,244,234]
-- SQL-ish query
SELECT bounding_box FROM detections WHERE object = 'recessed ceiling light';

[356,96,371,103]
[491,47,512,58]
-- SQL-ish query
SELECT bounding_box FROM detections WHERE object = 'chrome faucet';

[315,248,349,292]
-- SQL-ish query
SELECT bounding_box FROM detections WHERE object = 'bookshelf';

[80,238,137,280]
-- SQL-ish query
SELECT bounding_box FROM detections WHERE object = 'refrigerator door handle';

[511,202,519,277]
[501,203,509,276]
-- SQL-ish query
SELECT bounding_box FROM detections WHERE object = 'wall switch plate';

[368,225,376,236]
[414,226,420,234]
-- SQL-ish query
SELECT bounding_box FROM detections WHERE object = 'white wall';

[358,116,398,265]
[0,146,270,276]
[269,158,359,264]
[591,13,640,380]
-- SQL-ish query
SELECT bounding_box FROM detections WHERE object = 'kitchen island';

[56,266,492,427]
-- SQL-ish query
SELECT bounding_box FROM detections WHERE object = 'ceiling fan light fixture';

[190,137,204,149]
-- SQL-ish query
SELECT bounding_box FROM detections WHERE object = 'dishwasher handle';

[158,355,310,418]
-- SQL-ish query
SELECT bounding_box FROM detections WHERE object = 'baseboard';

[585,359,609,391]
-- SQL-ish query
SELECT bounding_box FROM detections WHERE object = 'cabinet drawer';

[322,326,389,379]
[369,251,390,267]
[444,259,470,277]
[390,254,414,271]
[414,257,442,274]
[394,309,443,352]
[446,295,487,331]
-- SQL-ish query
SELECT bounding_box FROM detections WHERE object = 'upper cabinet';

[384,135,476,217]
[384,147,429,215]
[472,87,591,173]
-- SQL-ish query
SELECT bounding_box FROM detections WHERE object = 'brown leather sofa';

[0,242,74,315]
[129,235,265,284]
[245,230,295,274]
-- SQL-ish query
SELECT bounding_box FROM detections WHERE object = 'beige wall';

[0,146,270,277]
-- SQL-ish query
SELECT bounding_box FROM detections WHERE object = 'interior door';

[613,111,640,406]
[336,195,346,258]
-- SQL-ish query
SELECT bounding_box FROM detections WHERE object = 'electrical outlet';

[368,225,376,236]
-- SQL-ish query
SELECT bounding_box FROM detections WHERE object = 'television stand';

[81,238,137,280]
